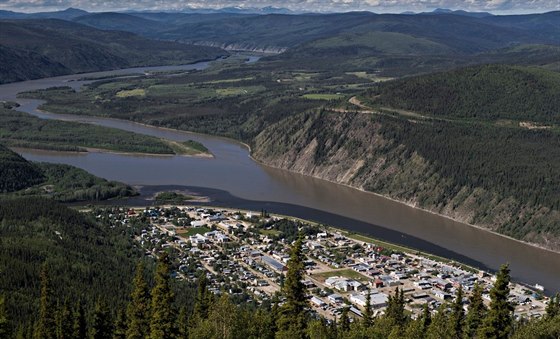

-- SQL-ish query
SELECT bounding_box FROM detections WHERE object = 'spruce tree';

[421,303,431,331]
[113,308,127,339]
[72,301,87,339]
[149,253,176,339]
[35,265,56,339]
[451,285,464,338]
[362,289,373,328]
[177,306,189,339]
[56,301,73,339]
[478,264,513,339]
[385,287,406,326]
[275,236,309,338]
[192,271,211,322]
[0,294,9,338]
[340,307,350,333]
[545,293,560,318]
[126,263,151,339]
[90,299,113,339]
[465,282,486,338]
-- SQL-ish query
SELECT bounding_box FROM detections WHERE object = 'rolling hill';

[0,144,44,193]
[365,64,560,124]
[0,19,227,83]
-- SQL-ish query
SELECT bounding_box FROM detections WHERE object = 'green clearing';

[116,88,146,97]
[215,85,265,96]
[259,229,282,237]
[178,226,212,237]
[312,268,369,282]
[155,191,194,203]
[302,93,344,100]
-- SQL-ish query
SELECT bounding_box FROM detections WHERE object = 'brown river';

[1,57,558,293]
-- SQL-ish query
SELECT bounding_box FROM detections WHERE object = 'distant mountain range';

[1,7,558,81]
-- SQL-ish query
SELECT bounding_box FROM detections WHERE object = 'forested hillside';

[0,198,142,331]
[0,144,136,201]
[0,19,227,83]
[252,111,560,250]
[0,144,44,193]
[365,64,560,124]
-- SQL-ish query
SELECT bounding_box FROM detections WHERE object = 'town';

[93,203,550,322]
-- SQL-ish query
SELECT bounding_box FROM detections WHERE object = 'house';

[328,294,343,304]
[191,220,207,227]
[311,296,326,307]
[260,256,287,272]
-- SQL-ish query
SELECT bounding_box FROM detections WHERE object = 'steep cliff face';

[252,110,560,251]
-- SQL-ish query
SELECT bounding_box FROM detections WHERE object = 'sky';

[0,0,558,14]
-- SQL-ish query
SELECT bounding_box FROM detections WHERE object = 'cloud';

[0,0,558,13]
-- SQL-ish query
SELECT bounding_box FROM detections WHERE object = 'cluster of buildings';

[95,204,551,321]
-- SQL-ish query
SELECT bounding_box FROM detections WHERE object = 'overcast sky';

[0,0,558,14]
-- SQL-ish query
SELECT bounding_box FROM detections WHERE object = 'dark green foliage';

[276,236,309,338]
[72,302,87,339]
[0,143,44,193]
[154,192,194,204]
[90,299,113,339]
[479,264,514,339]
[545,293,560,319]
[126,263,151,339]
[451,286,465,338]
[113,308,127,339]
[0,295,9,338]
[368,64,560,124]
[0,107,179,155]
[385,287,407,327]
[35,265,56,339]
[0,197,141,330]
[55,301,73,339]
[149,254,176,339]
[339,307,350,333]
[465,283,486,337]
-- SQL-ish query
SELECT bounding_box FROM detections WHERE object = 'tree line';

[2,235,559,339]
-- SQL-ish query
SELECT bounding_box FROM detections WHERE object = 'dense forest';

[0,106,185,155]
[0,204,559,339]
[0,144,44,193]
[0,144,136,201]
[365,64,560,124]
[253,111,560,250]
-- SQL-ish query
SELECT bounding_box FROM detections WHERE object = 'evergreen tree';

[340,307,350,333]
[362,289,373,328]
[149,253,176,339]
[276,236,309,338]
[385,287,406,326]
[177,306,189,339]
[113,308,127,339]
[0,294,9,339]
[35,265,56,339]
[451,285,464,338]
[545,293,560,318]
[72,301,87,339]
[56,301,73,339]
[479,265,514,339]
[126,263,151,339]
[426,303,453,339]
[207,294,238,339]
[192,271,212,323]
[465,282,486,338]
[421,303,431,331]
[90,299,113,339]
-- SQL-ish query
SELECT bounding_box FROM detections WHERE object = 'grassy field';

[116,88,146,98]
[302,93,344,100]
[178,226,212,237]
[312,268,370,283]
